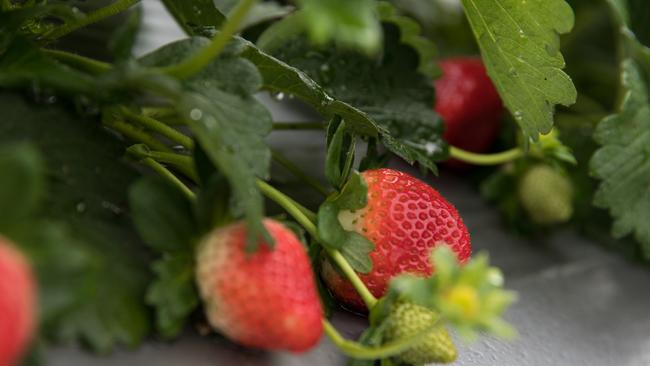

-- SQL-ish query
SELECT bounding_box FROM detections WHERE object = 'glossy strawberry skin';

[0,237,37,366]
[196,219,323,353]
[323,169,471,311]
[435,57,503,154]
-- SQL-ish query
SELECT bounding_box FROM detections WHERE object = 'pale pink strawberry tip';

[196,219,323,353]
[0,237,37,366]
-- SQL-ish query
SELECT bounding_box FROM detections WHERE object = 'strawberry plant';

[1,0,649,365]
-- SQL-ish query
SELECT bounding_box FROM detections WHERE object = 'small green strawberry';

[518,164,573,225]
[384,301,457,365]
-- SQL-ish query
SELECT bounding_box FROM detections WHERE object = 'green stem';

[147,151,197,181]
[142,107,180,121]
[43,0,140,41]
[42,49,111,74]
[256,180,377,309]
[161,0,257,78]
[256,180,317,226]
[326,248,378,308]
[140,158,196,201]
[273,122,325,130]
[448,146,523,165]
[322,318,441,360]
[128,146,198,182]
[121,108,194,149]
[272,150,329,196]
[105,119,172,152]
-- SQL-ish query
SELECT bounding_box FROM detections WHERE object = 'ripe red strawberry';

[435,57,503,155]
[195,219,323,352]
[322,169,471,311]
[0,237,37,366]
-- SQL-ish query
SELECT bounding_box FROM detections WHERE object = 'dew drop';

[190,108,203,120]
[101,201,123,215]
[518,29,525,38]
[424,142,440,156]
[76,201,86,213]
[273,92,285,101]
[514,110,524,121]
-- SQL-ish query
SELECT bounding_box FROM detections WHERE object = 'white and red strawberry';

[322,168,472,311]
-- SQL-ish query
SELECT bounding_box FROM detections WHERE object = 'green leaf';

[146,253,199,339]
[325,119,356,188]
[270,28,448,173]
[192,143,238,232]
[240,39,381,137]
[460,0,577,139]
[0,142,44,230]
[295,0,381,53]
[239,2,294,31]
[129,176,197,253]
[161,0,225,37]
[140,38,273,250]
[334,171,368,210]
[0,4,78,44]
[0,92,151,352]
[0,36,96,94]
[377,1,438,78]
[108,6,141,61]
[590,59,650,257]
[339,233,374,274]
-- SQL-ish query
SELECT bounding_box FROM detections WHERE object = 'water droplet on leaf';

[190,108,203,120]
[76,201,86,213]
[424,142,440,156]
[514,110,524,121]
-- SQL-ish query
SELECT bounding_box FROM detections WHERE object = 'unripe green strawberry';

[518,164,573,225]
[196,219,323,352]
[0,236,37,366]
[385,302,457,365]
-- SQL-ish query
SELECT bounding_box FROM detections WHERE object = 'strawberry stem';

[42,0,140,42]
[160,0,257,79]
[256,180,378,308]
[138,158,196,201]
[120,108,194,150]
[104,118,172,153]
[42,49,112,74]
[449,146,523,165]
[322,318,441,360]
[271,149,329,196]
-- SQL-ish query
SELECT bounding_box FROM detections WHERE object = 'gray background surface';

[47,2,650,365]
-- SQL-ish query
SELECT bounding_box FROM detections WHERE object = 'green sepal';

[317,171,374,273]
